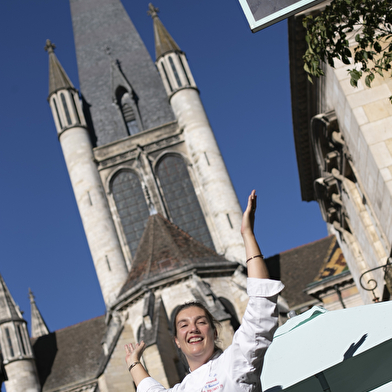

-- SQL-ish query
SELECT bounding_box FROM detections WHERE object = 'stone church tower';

[0,2,255,392]
[46,0,245,309]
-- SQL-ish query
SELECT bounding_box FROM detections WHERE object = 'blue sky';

[0,0,327,362]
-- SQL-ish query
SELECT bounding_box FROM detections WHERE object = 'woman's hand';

[125,341,150,386]
[125,341,146,368]
[241,189,256,237]
[241,190,269,279]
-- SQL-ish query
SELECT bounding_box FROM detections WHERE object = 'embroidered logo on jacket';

[202,373,223,392]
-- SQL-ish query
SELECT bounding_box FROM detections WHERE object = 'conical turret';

[46,39,75,96]
[149,4,181,60]
[29,289,49,338]
[0,274,23,323]
[0,275,40,392]
[149,4,196,96]
[46,41,129,306]
[150,6,245,262]
[45,39,86,135]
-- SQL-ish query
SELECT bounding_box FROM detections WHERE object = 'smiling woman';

[125,190,284,392]
[173,303,218,371]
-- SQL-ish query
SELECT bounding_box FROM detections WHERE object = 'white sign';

[238,0,325,32]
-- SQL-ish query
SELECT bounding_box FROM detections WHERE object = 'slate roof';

[32,316,106,391]
[69,0,175,146]
[264,236,345,309]
[119,214,230,296]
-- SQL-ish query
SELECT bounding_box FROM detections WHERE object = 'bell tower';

[47,0,247,308]
[150,5,245,262]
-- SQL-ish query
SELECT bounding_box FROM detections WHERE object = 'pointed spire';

[148,4,181,60]
[29,289,49,338]
[0,274,23,323]
[45,39,75,98]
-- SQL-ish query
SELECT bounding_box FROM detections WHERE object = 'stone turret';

[150,5,245,263]
[0,274,40,392]
[46,40,129,306]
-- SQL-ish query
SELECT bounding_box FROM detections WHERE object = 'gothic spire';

[69,0,174,146]
[0,274,23,323]
[29,289,49,338]
[45,39,75,98]
[148,4,181,60]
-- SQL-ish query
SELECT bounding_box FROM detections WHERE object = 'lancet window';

[4,328,14,358]
[169,56,182,88]
[157,155,214,249]
[160,61,173,92]
[52,97,63,129]
[60,93,72,126]
[111,170,149,257]
[116,87,140,136]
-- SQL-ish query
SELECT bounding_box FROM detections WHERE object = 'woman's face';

[174,306,216,366]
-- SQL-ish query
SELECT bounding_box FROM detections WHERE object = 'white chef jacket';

[138,278,284,392]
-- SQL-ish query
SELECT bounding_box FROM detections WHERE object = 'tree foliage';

[303,0,392,101]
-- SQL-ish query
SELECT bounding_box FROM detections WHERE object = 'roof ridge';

[271,235,333,258]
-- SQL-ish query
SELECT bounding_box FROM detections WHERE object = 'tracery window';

[112,170,149,257]
[157,155,214,249]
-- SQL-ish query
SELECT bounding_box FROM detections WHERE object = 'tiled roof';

[32,316,106,391]
[119,214,228,296]
[265,236,344,309]
[314,237,347,281]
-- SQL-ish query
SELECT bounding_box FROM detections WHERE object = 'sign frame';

[238,0,325,32]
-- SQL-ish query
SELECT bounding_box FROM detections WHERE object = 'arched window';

[178,55,191,86]
[157,155,214,249]
[116,87,140,136]
[60,93,72,125]
[161,61,173,92]
[52,97,63,129]
[169,56,182,88]
[17,325,26,355]
[112,171,150,257]
[4,327,14,358]
[71,93,81,124]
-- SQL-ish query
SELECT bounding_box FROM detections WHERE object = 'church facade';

[1,1,254,391]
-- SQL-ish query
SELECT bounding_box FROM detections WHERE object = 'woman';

[125,190,284,391]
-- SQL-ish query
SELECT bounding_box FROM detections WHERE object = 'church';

[0,1,369,391]
[0,1,256,391]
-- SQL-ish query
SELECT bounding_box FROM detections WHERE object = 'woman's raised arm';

[241,190,269,279]
[125,341,150,387]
